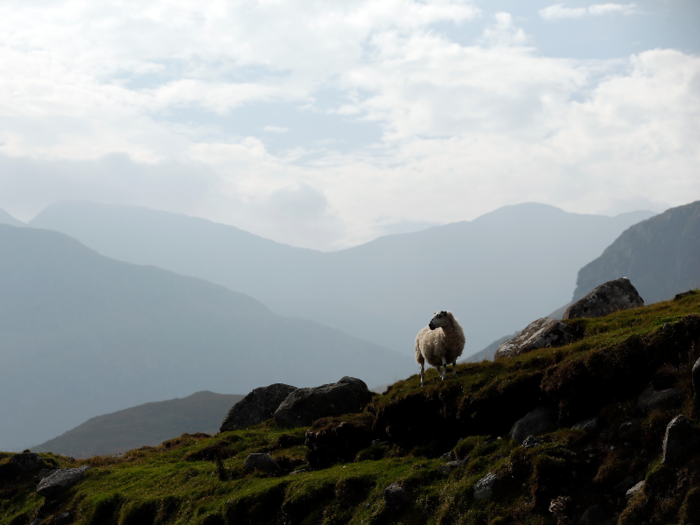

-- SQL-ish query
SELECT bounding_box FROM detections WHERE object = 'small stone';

[384,483,410,508]
[243,453,280,473]
[662,416,700,466]
[572,417,599,433]
[522,436,543,449]
[473,472,497,500]
[626,480,645,499]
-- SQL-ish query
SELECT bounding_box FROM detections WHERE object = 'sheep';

[415,310,465,387]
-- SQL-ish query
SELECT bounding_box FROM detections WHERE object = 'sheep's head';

[428,311,451,330]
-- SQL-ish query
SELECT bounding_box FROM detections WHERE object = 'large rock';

[509,407,557,444]
[494,318,575,360]
[274,377,374,427]
[36,465,90,498]
[662,416,700,466]
[9,452,43,473]
[637,385,684,413]
[220,383,297,432]
[563,277,644,320]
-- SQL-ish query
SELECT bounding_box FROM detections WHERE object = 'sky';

[0,0,698,250]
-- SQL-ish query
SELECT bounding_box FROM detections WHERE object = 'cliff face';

[573,201,700,304]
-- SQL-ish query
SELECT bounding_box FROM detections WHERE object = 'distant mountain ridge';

[33,391,244,458]
[30,201,656,355]
[0,224,412,451]
[0,208,24,227]
[572,200,700,304]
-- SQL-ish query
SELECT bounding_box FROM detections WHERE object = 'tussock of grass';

[1,292,699,524]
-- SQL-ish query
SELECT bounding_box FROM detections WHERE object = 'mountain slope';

[572,200,700,303]
[30,201,656,354]
[0,225,413,451]
[32,391,244,458]
[0,208,24,227]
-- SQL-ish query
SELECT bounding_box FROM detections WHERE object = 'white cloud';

[540,3,638,21]
[0,1,698,250]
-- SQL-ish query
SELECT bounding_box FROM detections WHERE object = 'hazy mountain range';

[32,391,243,458]
[0,225,412,451]
[30,201,656,355]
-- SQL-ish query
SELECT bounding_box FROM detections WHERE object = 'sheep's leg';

[452,362,457,378]
[441,357,447,380]
[419,363,425,387]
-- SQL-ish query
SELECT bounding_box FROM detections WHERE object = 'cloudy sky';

[1,0,698,249]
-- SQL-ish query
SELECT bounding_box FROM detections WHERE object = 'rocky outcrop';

[220,383,297,432]
[662,416,700,466]
[243,453,280,473]
[509,406,557,444]
[274,377,374,427]
[563,278,644,320]
[36,465,90,498]
[494,318,575,360]
[637,385,684,413]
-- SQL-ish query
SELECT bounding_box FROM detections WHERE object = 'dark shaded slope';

[0,225,412,451]
[573,200,700,303]
[32,391,244,458]
[31,201,655,353]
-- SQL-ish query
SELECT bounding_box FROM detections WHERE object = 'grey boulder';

[473,472,498,500]
[274,377,374,427]
[243,453,280,473]
[494,317,575,360]
[220,383,297,432]
[637,385,683,413]
[662,416,700,466]
[509,406,557,444]
[36,465,90,498]
[9,452,43,473]
[563,277,644,320]
[384,483,411,508]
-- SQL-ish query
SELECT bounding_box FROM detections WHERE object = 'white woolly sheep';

[415,310,466,387]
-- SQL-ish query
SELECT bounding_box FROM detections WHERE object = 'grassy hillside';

[32,392,244,459]
[2,292,699,525]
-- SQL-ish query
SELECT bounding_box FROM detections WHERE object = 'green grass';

[2,291,700,525]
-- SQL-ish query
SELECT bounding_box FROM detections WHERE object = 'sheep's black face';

[429,311,449,330]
